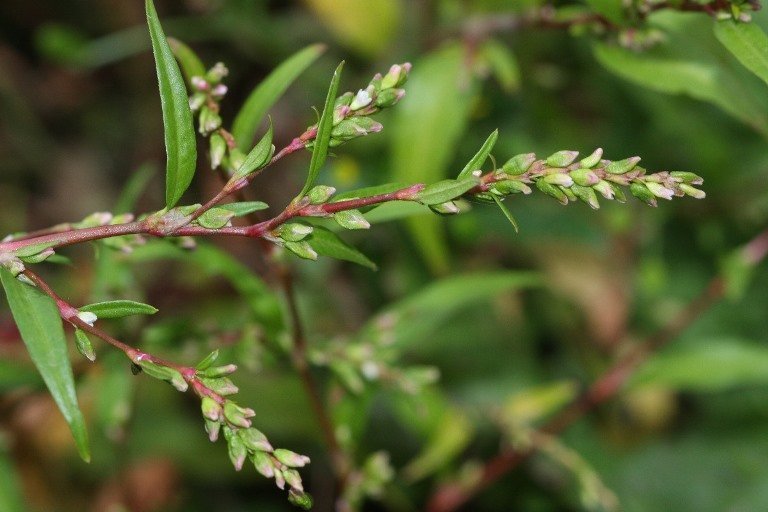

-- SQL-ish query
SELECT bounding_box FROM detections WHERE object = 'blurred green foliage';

[2,1,768,511]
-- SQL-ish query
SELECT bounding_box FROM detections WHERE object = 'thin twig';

[426,228,768,512]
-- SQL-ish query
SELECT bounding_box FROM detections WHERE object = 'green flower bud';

[381,62,411,89]
[630,181,657,207]
[571,184,600,210]
[201,364,237,378]
[189,92,206,111]
[579,148,603,168]
[273,448,311,468]
[228,148,245,173]
[570,168,600,186]
[284,241,318,260]
[227,432,247,471]
[545,150,579,168]
[19,247,56,264]
[209,133,226,169]
[535,179,569,205]
[307,185,336,204]
[604,156,641,175]
[334,91,354,108]
[197,207,235,229]
[491,180,532,195]
[543,173,574,187]
[199,376,239,396]
[501,153,536,176]
[592,180,615,200]
[282,468,303,491]
[287,489,314,510]
[274,469,286,490]
[375,88,405,108]
[679,183,706,199]
[645,181,674,200]
[278,223,313,242]
[429,201,460,215]
[201,396,222,421]
[74,329,96,362]
[223,401,255,429]
[204,418,221,442]
[331,117,383,142]
[252,451,276,478]
[333,210,370,230]
[669,171,704,185]
[239,427,273,453]
[199,107,222,136]
[205,62,228,84]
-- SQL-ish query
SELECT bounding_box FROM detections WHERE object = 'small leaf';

[168,37,205,87]
[74,329,96,362]
[232,118,274,180]
[219,201,269,216]
[196,349,220,371]
[197,207,235,229]
[333,209,370,230]
[146,0,197,208]
[714,20,768,88]
[415,177,480,205]
[232,44,325,149]
[492,195,519,233]
[480,39,520,93]
[0,268,90,462]
[299,62,344,197]
[333,183,408,201]
[307,226,377,270]
[79,300,158,319]
[457,129,498,179]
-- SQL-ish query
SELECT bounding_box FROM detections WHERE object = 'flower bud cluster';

[193,350,313,509]
[476,148,704,209]
[310,318,439,396]
[188,62,228,136]
[308,63,411,149]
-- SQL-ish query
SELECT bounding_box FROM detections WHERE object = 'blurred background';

[2,1,768,511]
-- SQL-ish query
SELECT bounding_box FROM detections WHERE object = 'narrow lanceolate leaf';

[79,299,158,319]
[457,130,498,179]
[146,0,197,208]
[219,201,269,216]
[168,37,206,87]
[232,119,274,179]
[416,177,480,206]
[232,44,326,149]
[308,226,377,270]
[492,195,519,233]
[299,62,344,197]
[0,269,90,462]
[714,20,768,87]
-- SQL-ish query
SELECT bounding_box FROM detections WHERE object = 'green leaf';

[360,271,542,348]
[457,130,498,179]
[232,118,274,179]
[714,20,768,87]
[593,12,768,136]
[146,0,197,208]
[416,177,480,205]
[232,44,325,150]
[630,338,768,392]
[299,62,344,198]
[0,444,26,512]
[196,349,220,371]
[334,182,408,201]
[79,299,158,318]
[402,405,472,482]
[492,195,519,233]
[219,201,269,216]
[114,163,156,214]
[480,40,520,93]
[390,44,478,274]
[168,37,205,87]
[307,226,377,270]
[0,269,90,462]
